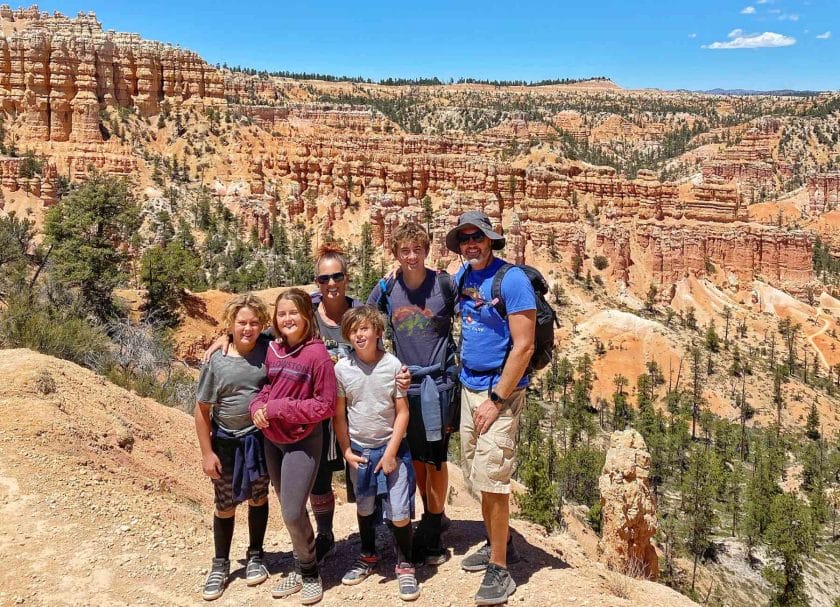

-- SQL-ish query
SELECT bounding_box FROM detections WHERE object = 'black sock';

[358,512,377,556]
[213,514,235,559]
[425,512,443,550]
[389,521,413,564]
[248,502,269,553]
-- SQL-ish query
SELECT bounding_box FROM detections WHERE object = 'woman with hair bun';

[307,243,360,562]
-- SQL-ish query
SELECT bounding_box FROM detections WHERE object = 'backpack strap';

[376,277,396,318]
[490,263,514,318]
[436,271,456,316]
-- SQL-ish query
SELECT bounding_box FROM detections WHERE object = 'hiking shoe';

[461,538,520,572]
[271,570,302,598]
[315,531,335,563]
[475,563,516,605]
[423,545,451,566]
[341,554,378,585]
[396,562,421,601]
[245,548,268,586]
[300,573,323,605]
[202,557,229,601]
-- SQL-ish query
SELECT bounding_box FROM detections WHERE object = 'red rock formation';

[596,225,632,284]
[685,176,748,222]
[0,8,225,143]
[700,120,782,199]
[598,429,659,580]
[0,155,58,205]
[807,172,840,215]
[635,222,812,292]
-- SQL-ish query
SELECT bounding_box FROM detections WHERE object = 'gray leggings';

[264,425,323,566]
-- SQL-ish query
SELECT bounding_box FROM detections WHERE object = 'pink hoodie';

[249,337,336,445]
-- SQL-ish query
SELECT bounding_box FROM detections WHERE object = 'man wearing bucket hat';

[445,210,536,606]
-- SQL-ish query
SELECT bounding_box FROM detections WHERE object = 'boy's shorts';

[460,386,526,495]
[211,440,269,511]
[405,393,452,469]
[349,452,413,521]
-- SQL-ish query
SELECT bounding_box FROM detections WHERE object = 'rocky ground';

[0,349,697,607]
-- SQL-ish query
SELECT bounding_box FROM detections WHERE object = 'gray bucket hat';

[445,210,506,254]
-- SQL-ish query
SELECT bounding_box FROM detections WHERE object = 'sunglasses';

[315,272,346,285]
[457,231,487,244]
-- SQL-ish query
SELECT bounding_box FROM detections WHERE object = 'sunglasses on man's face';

[457,231,487,244]
[315,272,346,285]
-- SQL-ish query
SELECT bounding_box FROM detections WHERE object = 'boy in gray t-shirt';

[194,294,272,601]
[333,306,420,601]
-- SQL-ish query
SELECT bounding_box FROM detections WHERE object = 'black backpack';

[457,263,559,373]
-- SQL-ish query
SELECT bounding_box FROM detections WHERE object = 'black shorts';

[211,436,270,511]
[406,393,453,470]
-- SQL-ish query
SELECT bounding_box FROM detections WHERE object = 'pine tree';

[742,439,781,554]
[681,445,721,592]
[612,374,631,430]
[764,494,816,607]
[140,242,204,327]
[773,365,785,434]
[43,173,140,320]
[805,400,821,441]
[705,323,720,353]
[516,439,560,531]
[690,346,704,439]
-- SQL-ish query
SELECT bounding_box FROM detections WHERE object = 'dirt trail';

[0,349,697,607]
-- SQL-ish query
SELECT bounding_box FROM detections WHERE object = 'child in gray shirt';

[333,306,420,602]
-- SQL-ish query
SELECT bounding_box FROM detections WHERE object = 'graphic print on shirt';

[266,360,313,385]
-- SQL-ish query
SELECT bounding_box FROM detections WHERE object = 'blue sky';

[38,0,838,91]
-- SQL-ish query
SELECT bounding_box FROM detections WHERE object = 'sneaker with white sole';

[461,538,520,572]
[474,563,516,605]
[341,554,378,585]
[202,557,229,601]
[245,548,268,586]
[300,573,323,605]
[396,562,421,601]
[271,570,302,598]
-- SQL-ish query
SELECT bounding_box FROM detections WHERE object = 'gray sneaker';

[461,539,520,572]
[396,562,421,601]
[474,563,516,606]
[341,554,378,585]
[300,573,323,605]
[271,570,302,598]
[202,557,229,601]
[245,549,268,586]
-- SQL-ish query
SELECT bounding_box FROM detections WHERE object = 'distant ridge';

[684,87,825,97]
[221,66,613,88]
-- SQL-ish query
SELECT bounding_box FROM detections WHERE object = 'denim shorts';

[348,453,413,521]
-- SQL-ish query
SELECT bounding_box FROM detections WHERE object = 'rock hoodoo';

[598,429,659,580]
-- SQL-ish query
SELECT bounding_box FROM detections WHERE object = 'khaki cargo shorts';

[460,386,525,495]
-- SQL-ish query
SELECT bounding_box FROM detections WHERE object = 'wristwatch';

[489,390,507,407]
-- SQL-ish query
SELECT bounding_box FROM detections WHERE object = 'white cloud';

[756,0,770,3]
[778,13,799,21]
[741,5,756,13]
[688,32,697,38]
[817,31,832,39]
[703,30,797,49]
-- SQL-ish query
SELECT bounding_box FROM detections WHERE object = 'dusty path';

[0,349,697,607]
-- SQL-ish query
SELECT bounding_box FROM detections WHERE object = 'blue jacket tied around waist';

[212,423,268,503]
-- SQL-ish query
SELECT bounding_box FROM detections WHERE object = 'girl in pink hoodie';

[250,288,336,605]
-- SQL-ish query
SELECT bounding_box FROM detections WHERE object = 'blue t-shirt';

[455,258,536,391]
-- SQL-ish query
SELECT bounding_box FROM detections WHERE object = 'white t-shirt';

[335,351,407,449]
